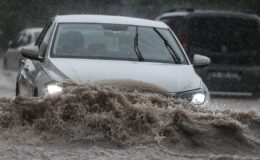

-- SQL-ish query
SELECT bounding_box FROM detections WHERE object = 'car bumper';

[196,64,260,96]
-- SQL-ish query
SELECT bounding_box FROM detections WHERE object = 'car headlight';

[191,93,206,105]
[176,89,208,105]
[46,84,63,94]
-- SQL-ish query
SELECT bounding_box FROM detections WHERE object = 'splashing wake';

[0,82,259,159]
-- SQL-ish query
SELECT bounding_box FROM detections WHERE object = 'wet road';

[0,60,17,98]
[0,59,259,114]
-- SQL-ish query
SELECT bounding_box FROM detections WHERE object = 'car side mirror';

[193,54,211,68]
[21,46,42,61]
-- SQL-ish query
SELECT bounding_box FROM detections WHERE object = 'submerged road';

[0,58,259,113]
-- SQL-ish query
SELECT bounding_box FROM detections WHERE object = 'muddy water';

[0,83,259,159]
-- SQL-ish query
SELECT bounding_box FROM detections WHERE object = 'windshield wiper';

[153,28,181,64]
[134,27,144,61]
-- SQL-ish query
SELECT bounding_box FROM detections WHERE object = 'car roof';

[54,14,169,28]
[158,10,260,20]
[157,12,189,19]
[23,28,43,34]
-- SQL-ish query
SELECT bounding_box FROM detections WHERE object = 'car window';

[38,22,55,57]
[40,24,54,47]
[189,16,260,64]
[51,23,188,64]
[36,21,53,47]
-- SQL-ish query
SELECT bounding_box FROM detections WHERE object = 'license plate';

[209,72,241,80]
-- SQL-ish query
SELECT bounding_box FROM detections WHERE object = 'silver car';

[17,15,210,105]
[3,28,42,70]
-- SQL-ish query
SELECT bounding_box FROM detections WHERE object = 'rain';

[0,0,259,159]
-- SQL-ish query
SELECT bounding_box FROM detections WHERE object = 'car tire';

[16,82,20,96]
[33,88,38,97]
[3,58,8,70]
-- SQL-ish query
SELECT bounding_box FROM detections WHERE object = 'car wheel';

[16,82,20,96]
[3,58,8,70]
[33,88,38,97]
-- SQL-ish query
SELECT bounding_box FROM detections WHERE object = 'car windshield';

[51,23,187,64]
[190,16,260,64]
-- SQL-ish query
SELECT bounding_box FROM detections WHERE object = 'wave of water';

[0,82,259,159]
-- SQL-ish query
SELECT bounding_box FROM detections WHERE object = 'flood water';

[0,59,259,160]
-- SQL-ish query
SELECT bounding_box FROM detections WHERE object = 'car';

[156,9,260,96]
[3,28,42,70]
[17,15,210,106]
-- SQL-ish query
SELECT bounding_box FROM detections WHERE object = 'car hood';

[48,58,201,93]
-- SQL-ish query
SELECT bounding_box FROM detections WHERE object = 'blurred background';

[0,0,259,113]
[0,0,260,50]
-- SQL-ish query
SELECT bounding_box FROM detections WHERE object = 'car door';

[18,21,54,97]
